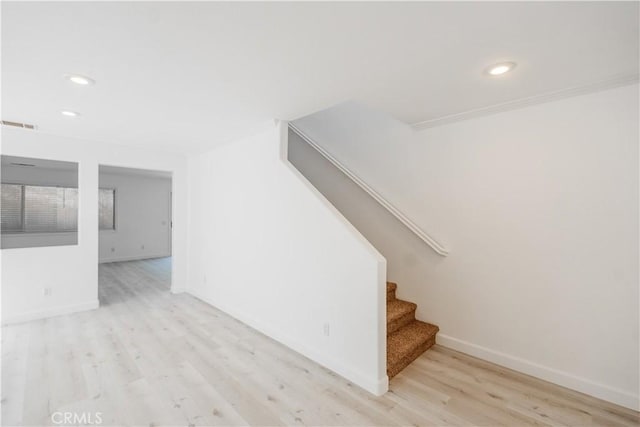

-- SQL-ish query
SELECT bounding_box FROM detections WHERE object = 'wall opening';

[97,165,173,304]
[1,155,79,249]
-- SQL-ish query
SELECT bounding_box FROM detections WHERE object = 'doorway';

[97,165,173,304]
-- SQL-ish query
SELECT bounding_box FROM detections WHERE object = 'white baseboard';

[437,334,640,411]
[186,288,388,396]
[99,253,171,264]
[2,299,100,325]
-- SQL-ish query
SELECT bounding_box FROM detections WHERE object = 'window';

[1,184,23,232]
[99,188,116,230]
[0,184,78,233]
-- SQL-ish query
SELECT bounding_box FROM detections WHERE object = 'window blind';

[99,188,115,230]
[1,184,23,232]
[1,184,78,233]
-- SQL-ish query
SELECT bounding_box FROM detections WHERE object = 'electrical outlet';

[111,247,115,253]
[323,323,330,337]
[203,275,207,284]
[141,244,145,250]
[43,287,52,297]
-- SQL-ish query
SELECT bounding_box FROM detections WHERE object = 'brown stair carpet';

[386,281,439,378]
[387,299,417,335]
[387,281,397,301]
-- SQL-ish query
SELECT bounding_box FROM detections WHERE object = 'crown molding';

[412,74,639,130]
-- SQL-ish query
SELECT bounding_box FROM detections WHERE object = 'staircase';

[387,281,439,378]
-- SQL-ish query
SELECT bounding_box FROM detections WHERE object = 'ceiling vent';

[9,162,36,167]
[1,120,36,130]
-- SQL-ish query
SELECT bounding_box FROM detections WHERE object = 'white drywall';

[1,127,188,324]
[98,171,172,263]
[186,121,388,395]
[291,84,639,410]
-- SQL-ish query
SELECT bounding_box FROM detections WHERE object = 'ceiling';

[2,2,638,153]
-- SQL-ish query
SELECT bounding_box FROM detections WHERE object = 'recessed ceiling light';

[65,74,95,86]
[486,62,517,76]
[61,110,80,117]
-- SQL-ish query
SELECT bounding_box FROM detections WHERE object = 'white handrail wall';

[289,123,449,256]
[186,121,388,395]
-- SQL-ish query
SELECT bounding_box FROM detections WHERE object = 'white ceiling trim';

[412,74,640,131]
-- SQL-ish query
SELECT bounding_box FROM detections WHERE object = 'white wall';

[99,171,172,263]
[291,84,639,410]
[1,128,188,324]
[187,121,388,395]
[292,101,444,243]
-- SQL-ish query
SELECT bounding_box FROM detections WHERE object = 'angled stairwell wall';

[289,84,639,410]
[186,121,388,395]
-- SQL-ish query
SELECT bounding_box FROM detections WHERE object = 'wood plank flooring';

[2,258,638,426]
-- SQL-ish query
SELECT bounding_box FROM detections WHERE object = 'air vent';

[9,162,36,167]
[1,120,36,130]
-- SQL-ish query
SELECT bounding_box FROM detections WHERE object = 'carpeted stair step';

[386,299,417,335]
[386,281,397,301]
[387,320,439,378]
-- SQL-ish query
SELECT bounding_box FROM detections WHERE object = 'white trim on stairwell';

[288,123,449,257]
[187,288,390,396]
[437,334,640,411]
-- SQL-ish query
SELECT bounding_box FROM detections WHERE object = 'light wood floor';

[2,258,638,426]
